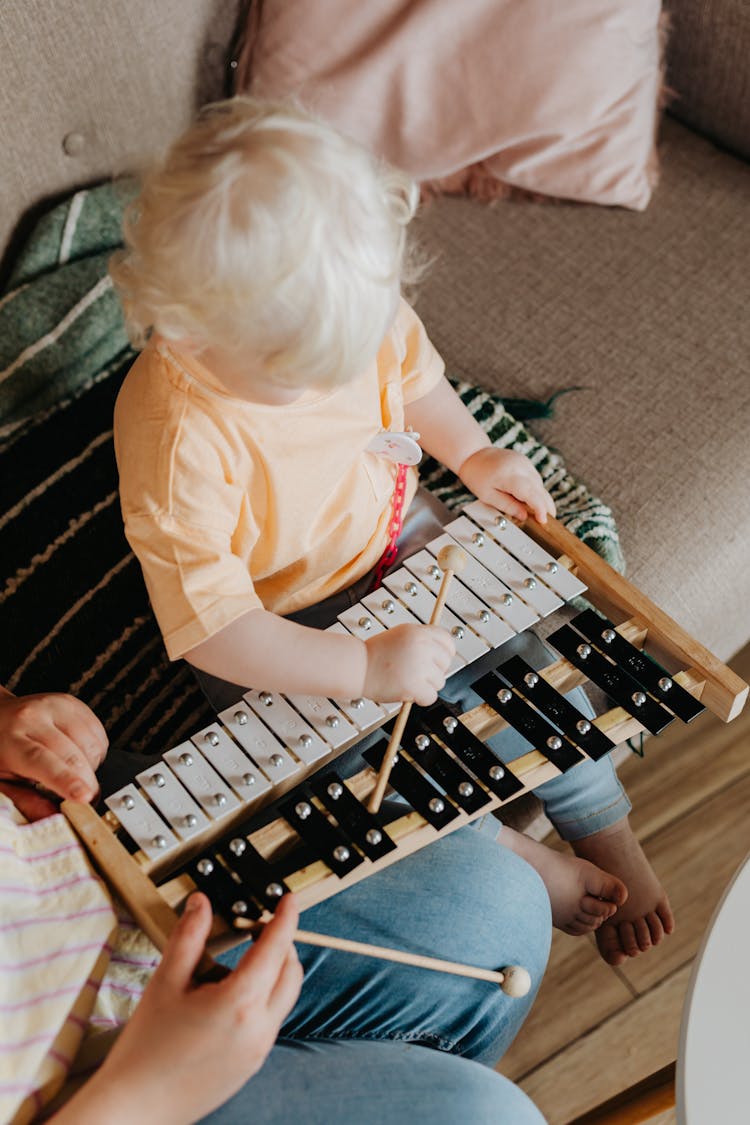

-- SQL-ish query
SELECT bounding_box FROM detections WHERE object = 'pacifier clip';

[367,429,422,591]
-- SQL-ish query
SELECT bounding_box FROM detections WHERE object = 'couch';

[1,1,748,737]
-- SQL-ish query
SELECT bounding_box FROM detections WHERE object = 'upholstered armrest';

[665,0,750,161]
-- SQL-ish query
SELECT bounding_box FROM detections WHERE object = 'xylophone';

[62,501,749,989]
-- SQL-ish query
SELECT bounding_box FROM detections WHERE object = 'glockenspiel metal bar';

[402,549,516,649]
[568,608,705,724]
[104,784,181,861]
[548,625,675,737]
[243,690,330,766]
[427,533,540,632]
[190,722,275,804]
[464,501,588,602]
[472,671,586,773]
[358,585,468,673]
[496,655,616,762]
[444,515,564,616]
[163,742,243,819]
[135,762,210,841]
[379,568,491,663]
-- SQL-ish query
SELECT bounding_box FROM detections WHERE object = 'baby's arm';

[405,377,555,524]
[185,609,454,705]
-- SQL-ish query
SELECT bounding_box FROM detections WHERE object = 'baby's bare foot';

[500,826,627,936]
[572,817,675,966]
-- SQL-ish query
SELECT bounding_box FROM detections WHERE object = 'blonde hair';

[110,97,421,386]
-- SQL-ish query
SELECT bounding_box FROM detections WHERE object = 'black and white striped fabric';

[0,365,215,756]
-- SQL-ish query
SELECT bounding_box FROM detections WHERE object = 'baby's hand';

[459,447,555,524]
[362,624,455,705]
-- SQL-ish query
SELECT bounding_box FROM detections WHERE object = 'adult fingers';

[0,695,104,801]
[234,895,300,995]
[21,729,100,802]
[155,894,214,992]
[50,694,108,769]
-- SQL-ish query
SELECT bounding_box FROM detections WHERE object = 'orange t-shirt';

[114,299,445,659]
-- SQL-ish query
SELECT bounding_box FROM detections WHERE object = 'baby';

[111,97,672,965]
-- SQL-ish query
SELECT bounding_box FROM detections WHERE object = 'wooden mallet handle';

[368,545,466,814]
[293,928,530,996]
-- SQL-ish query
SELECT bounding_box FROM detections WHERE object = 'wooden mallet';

[368,544,466,814]
[292,929,531,996]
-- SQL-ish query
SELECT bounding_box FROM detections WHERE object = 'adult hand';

[0,691,107,816]
[459,447,556,525]
[68,893,303,1125]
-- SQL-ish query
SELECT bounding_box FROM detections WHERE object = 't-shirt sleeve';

[123,509,264,660]
[116,391,264,660]
[394,298,446,403]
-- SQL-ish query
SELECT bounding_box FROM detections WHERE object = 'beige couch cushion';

[0,0,240,267]
[665,0,750,162]
[414,117,750,662]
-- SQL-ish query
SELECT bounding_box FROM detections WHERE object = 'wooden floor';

[496,642,750,1124]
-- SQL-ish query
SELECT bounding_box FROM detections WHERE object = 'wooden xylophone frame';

[62,512,749,964]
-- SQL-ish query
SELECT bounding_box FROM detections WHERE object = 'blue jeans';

[205,825,551,1124]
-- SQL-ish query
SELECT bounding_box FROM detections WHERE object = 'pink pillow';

[236,0,664,211]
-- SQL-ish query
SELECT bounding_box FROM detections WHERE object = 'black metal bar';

[413,701,526,801]
[497,655,615,762]
[310,770,397,862]
[473,671,585,772]
[216,837,292,912]
[570,608,705,723]
[279,792,364,878]
[187,849,263,923]
[548,625,675,736]
[363,738,460,829]
[402,711,492,815]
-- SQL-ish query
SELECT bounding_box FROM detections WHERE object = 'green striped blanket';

[0,185,622,757]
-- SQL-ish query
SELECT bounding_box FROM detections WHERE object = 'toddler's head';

[110,97,420,389]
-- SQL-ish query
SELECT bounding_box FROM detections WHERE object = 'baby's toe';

[646,911,665,945]
[595,922,628,966]
[581,894,617,920]
[633,916,652,952]
[657,900,676,935]
[586,870,628,907]
[618,921,642,958]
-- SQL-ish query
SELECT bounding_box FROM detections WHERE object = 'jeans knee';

[481,833,552,976]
